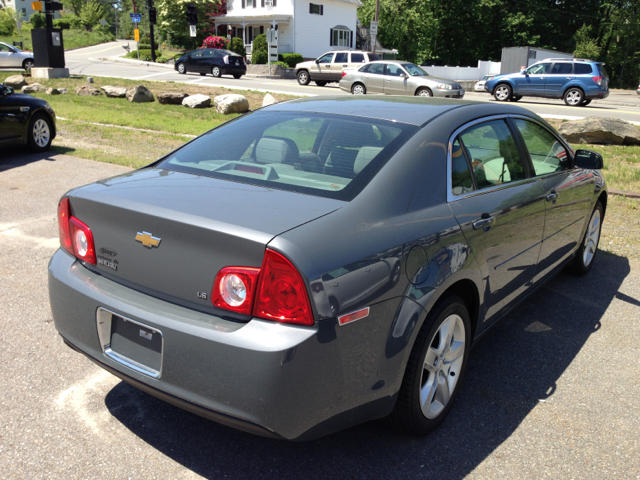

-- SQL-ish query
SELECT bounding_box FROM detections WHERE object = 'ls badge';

[135,231,161,248]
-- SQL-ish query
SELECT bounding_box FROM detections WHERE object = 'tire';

[297,70,311,85]
[23,59,34,71]
[233,74,242,79]
[494,83,512,101]
[199,72,207,76]
[389,263,402,286]
[351,83,366,95]
[564,87,584,106]
[212,66,222,78]
[315,81,327,86]
[567,201,603,275]
[329,297,339,317]
[386,294,471,435]
[581,99,592,106]
[177,62,186,74]
[416,87,432,97]
[510,95,523,102]
[27,113,53,153]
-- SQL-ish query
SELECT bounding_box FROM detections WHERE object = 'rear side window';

[159,112,418,201]
[368,53,381,61]
[369,63,385,74]
[597,64,608,77]
[459,120,525,189]
[575,63,593,74]
[335,52,348,63]
[451,139,474,195]
[351,53,365,63]
[551,63,573,74]
[359,64,370,72]
[514,119,569,175]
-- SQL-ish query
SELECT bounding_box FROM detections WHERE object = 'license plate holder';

[96,308,163,378]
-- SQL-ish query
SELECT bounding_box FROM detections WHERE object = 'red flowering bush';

[202,36,228,49]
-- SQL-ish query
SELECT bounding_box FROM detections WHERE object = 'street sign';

[369,21,378,36]
[130,13,142,23]
[266,29,274,43]
[134,29,140,42]
[190,25,196,37]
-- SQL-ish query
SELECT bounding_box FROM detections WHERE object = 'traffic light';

[148,7,157,25]
[186,3,198,25]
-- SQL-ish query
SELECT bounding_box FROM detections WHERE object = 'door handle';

[546,192,559,203]
[472,215,495,230]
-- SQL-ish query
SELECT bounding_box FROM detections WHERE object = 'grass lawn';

[0,28,114,51]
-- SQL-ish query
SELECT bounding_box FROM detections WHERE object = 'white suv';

[295,51,381,86]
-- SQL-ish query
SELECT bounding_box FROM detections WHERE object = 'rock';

[59,88,68,94]
[21,83,46,93]
[101,85,128,98]
[75,85,102,96]
[214,94,250,114]
[46,87,64,95]
[262,93,277,107]
[126,84,154,103]
[158,92,189,105]
[558,117,640,146]
[4,75,28,89]
[182,94,211,109]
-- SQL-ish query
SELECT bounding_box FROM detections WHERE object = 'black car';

[0,85,56,152]
[174,48,246,78]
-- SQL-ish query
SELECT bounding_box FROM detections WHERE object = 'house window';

[332,28,350,47]
[309,3,323,15]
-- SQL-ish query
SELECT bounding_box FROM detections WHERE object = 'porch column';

[242,21,246,44]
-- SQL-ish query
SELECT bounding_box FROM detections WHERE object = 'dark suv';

[485,58,609,106]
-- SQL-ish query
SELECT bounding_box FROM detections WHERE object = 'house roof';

[328,0,364,6]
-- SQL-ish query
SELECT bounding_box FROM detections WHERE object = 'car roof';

[266,96,537,127]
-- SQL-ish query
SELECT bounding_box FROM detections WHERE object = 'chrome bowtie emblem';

[135,231,161,248]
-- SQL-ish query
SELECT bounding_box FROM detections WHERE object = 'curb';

[609,189,640,199]
[97,56,175,69]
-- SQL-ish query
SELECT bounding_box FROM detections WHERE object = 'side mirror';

[575,149,603,170]
[315,59,320,63]
[401,73,408,79]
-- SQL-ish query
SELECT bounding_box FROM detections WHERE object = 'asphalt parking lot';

[1,152,639,479]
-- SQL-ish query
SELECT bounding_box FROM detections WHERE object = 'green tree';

[80,0,106,31]
[156,0,224,49]
[0,7,16,36]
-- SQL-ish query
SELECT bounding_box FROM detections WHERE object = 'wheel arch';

[493,80,513,93]
[563,85,585,98]
[597,190,607,217]
[29,108,57,139]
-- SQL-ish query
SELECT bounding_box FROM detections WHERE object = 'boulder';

[262,93,277,107]
[46,87,62,95]
[4,75,28,89]
[558,117,640,146]
[214,94,250,114]
[75,85,102,96]
[126,84,154,103]
[101,85,128,98]
[21,83,46,93]
[182,94,211,109]
[158,92,189,105]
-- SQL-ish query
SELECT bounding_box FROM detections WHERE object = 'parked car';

[294,50,380,86]
[174,48,246,78]
[0,85,56,152]
[340,61,465,97]
[484,58,609,106]
[49,96,606,441]
[637,84,640,95]
[0,42,34,70]
[474,75,492,92]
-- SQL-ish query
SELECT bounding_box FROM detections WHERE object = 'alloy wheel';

[495,85,510,101]
[32,119,50,148]
[565,89,582,106]
[583,208,601,267]
[418,89,431,97]
[24,60,34,70]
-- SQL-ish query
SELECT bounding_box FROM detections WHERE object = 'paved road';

[1,151,639,479]
[62,41,640,124]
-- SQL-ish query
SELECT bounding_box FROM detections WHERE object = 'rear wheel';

[510,95,523,102]
[297,70,310,85]
[581,99,592,106]
[386,294,471,435]
[27,113,53,152]
[177,62,186,74]
[233,74,242,79]
[351,83,366,95]
[212,66,222,78]
[23,59,34,71]
[315,80,327,86]
[564,88,584,106]
[494,83,511,101]
[416,87,432,97]
[568,201,603,275]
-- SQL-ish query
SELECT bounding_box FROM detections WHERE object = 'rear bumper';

[48,249,403,440]
[222,65,246,75]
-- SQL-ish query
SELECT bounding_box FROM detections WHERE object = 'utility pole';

[147,0,156,61]
[372,0,379,54]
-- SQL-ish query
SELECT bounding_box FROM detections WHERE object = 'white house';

[3,0,61,22]
[214,0,362,59]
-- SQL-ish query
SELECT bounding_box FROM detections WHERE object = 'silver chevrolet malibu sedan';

[340,61,465,98]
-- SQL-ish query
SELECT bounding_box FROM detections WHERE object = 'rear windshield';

[158,111,418,201]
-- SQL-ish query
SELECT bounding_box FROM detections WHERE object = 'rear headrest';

[255,138,290,164]
[354,146,384,174]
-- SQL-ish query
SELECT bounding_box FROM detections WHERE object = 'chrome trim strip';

[96,307,163,379]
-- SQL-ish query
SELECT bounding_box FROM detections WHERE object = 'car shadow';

[104,250,630,479]
[0,146,76,173]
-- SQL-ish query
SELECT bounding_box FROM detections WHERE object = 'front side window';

[333,29,350,47]
[459,120,524,189]
[525,63,551,75]
[159,112,417,201]
[351,53,365,63]
[191,49,204,58]
[385,64,406,77]
[514,119,569,175]
[317,53,334,63]
[551,63,573,74]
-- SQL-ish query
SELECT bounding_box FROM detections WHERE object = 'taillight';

[211,267,260,315]
[211,250,314,325]
[57,198,73,256]
[341,71,347,78]
[592,76,602,85]
[57,197,96,264]
[223,55,229,65]
[253,250,313,326]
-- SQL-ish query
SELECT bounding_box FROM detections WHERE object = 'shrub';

[230,36,245,58]
[201,36,228,49]
[251,33,267,64]
[279,53,303,68]
[30,12,46,29]
[125,49,152,61]
[252,49,267,65]
[155,56,172,63]
[272,61,289,68]
[138,43,152,50]
[65,14,83,30]
[0,7,16,36]
[53,19,71,30]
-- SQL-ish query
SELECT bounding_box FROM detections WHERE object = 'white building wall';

[293,0,358,58]
[227,0,293,16]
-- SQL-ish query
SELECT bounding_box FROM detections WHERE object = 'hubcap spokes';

[33,119,50,147]
[496,86,509,100]
[583,210,600,266]
[567,91,581,105]
[420,314,465,419]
